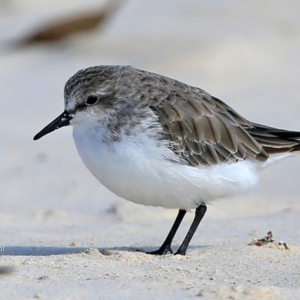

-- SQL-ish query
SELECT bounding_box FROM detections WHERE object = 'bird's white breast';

[72,125,259,210]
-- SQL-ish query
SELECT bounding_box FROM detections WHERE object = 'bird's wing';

[146,77,270,166]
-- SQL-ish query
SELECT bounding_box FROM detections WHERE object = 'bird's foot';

[174,248,186,255]
[146,245,173,255]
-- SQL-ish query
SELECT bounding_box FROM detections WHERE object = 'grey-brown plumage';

[65,65,300,167]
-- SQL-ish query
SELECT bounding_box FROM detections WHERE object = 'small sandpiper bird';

[34,65,300,255]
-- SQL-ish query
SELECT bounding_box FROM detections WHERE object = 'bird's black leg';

[175,203,207,255]
[147,209,186,255]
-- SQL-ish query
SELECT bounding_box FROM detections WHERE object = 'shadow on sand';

[0,245,210,256]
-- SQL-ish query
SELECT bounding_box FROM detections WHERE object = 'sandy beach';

[1,1,300,299]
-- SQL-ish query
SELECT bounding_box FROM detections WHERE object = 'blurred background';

[0,0,300,249]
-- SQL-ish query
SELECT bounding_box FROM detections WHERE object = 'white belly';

[72,127,259,210]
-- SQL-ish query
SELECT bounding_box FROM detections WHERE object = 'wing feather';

[141,71,299,166]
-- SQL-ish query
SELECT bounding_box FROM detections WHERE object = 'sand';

[1,0,300,299]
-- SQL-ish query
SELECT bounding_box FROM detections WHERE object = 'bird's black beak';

[33,110,72,140]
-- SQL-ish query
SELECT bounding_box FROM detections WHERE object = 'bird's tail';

[247,123,300,156]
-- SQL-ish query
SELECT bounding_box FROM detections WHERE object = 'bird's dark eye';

[85,95,99,105]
